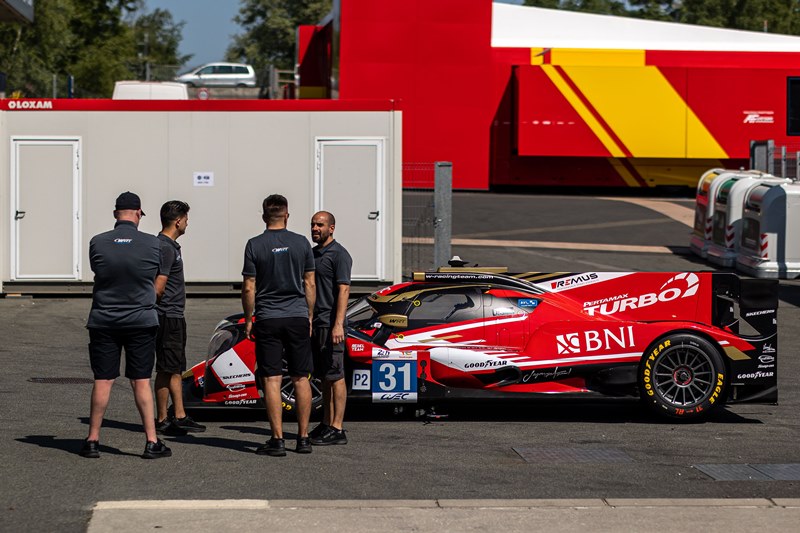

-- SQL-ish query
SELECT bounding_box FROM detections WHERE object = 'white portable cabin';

[112,81,189,100]
[689,169,764,258]
[0,98,403,293]
[707,174,790,267]
[736,181,800,278]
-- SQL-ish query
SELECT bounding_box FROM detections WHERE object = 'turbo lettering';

[584,274,699,316]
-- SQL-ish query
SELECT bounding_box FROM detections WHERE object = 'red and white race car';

[183,270,779,420]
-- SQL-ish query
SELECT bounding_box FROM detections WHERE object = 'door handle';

[368,211,379,220]
[15,210,26,220]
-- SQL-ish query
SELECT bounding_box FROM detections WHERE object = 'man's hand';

[332,323,345,344]
[245,319,254,341]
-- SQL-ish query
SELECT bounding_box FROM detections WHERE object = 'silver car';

[174,62,257,88]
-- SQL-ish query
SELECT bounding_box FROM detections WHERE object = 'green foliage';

[0,0,188,98]
[227,0,332,76]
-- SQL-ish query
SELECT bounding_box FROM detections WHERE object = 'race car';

[182,269,779,420]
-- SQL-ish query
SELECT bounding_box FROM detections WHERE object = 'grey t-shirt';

[242,228,315,321]
[87,221,166,329]
[157,233,186,318]
[313,240,352,328]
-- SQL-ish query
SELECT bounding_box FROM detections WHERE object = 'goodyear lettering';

[464,360,508,369]
[643,340,671,397]
[224,399,257,406]
[736,371,774,380]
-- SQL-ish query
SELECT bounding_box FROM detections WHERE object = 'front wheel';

[279,360,323,415]
[639,333,727,420]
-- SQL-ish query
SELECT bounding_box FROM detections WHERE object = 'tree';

[524,0,630,17]
[0,0,189,97]
[226,0,332,78]
[133,9,192,81]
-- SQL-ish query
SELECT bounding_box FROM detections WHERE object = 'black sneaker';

[142,439,172,459]
[173,415,206,433]
[155,417,188,437]
[296,436,313,454]
[256,438,286,457]
[79,439,100,458]
[308,423,329,440]
[311,427,347,446]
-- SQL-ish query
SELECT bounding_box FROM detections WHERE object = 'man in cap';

[81,192,172,459]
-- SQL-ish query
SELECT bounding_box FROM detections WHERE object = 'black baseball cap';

[115,191,145,216]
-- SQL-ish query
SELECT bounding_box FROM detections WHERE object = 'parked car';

[174,62,257,88]
[182,269,779,421]
[112,81,188,100]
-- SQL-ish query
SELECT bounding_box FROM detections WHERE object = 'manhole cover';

[28,377,94,384]
[513,447,633,463]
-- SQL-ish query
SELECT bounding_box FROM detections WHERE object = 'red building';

[298,1,800,190]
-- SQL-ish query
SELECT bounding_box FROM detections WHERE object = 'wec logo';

[556,326,635,355]
[584,273,699,316]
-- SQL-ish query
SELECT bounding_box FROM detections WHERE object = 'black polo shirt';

[87,221,165,329]
[313,240,352,328]
[242,228,315,321]
[157,233,186,318]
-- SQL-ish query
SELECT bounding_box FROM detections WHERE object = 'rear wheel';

[639,333,727,420]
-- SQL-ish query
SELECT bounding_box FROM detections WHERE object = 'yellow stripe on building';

[550,48,645,67]
[540,65,626,158]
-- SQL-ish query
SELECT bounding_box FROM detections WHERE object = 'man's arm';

[331,283,351,344]
[155,274,168,302]
[242,276,256,340]
[304,270,316,336]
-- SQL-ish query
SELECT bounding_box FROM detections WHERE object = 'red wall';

[338,0,495,189]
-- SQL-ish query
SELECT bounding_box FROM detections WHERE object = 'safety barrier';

[707,175,791,268]
[689,169,765,259]
[736,182,800,279]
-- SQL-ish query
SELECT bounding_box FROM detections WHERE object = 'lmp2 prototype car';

[182,269,779,420]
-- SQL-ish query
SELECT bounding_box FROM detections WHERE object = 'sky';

[145,0,525,72]
[145,0,241,70]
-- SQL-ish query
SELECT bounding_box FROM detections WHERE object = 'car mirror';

[378,314,408,328]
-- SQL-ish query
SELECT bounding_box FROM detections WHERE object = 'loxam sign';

[5,100,53,110]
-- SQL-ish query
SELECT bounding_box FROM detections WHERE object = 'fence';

[750,139,800,180]
[402,162,452,278]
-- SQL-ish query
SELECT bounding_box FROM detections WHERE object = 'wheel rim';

[279,371,323,407]
[652,343,715,407]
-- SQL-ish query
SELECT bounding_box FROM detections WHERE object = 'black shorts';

[156,315,187,374]
[253,317,313,378]
[88,327,158,380]
[312,327,345,381]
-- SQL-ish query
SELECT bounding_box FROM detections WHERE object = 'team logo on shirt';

[272,247,289,253]
[113,238,133,244]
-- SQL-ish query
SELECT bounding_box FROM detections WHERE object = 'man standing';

[309,211,352,446]
[81,192,172,459]
[154,201,206,436]
[241,194,316,457]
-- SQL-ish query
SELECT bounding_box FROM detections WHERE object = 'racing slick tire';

[639,333,728,420]
[278,360,324,416]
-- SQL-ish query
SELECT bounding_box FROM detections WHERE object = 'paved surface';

[87,499,800,533]
[2,193,800,532]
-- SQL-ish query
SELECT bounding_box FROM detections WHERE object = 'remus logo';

[551,273,598,289]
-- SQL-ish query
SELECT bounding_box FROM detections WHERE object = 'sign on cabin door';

[11,138,82,280]
[315,138,385,281]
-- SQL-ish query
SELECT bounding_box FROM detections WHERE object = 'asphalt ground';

[2,192,800,532]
